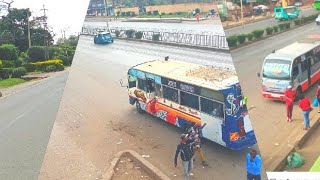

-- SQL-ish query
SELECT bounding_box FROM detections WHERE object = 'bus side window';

[137,78,147,92]
[292,66,299,80]
[128,79,136,88]
[200,97,224,119]
[180,91,199,110]
[155,84,162,97]
[146,78,155,93]
[301,60,308,72]
[163,86,179,103]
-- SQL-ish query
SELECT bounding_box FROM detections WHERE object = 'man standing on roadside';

[246,149,262,180]
[299,95,312,130]
[284,85,294,122]
[174,134,195,180]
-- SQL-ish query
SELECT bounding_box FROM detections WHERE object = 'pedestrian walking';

[299,95,312,130]
[316,82,320,113]
[159,10,162,19]
[195,12,200,22]
[284,85,294,122]
[174,134,195,180]
[246,149,262,180]
[188,123,208,166]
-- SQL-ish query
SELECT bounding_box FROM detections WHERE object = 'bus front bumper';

[262,91,286,101]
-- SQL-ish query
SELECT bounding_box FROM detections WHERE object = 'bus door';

[300,55,310,91]
[199,97,226,146]
[307,57,312,87]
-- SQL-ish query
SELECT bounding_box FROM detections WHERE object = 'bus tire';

[136,101,144,113]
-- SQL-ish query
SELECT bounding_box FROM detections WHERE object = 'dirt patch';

[112,154,155,180]
[186,66,236,82]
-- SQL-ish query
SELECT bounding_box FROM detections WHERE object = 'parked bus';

[313,0,320,10]
[258,35,320,101]
[274,6,299,21]
[121,58,257,151]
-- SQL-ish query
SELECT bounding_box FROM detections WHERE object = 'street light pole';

[27,12,31,48]
[103,0,110,31]
[240,0,244,27]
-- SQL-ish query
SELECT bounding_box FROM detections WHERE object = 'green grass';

[310,156,320,172]
[0,78,26,88]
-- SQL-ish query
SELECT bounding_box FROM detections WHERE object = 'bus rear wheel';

[136,101,144,113]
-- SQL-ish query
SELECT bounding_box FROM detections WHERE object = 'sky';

[9,0,90,41]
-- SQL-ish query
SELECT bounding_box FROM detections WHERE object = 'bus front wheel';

[136,101,144,113]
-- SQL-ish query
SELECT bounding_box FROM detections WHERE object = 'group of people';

[174,123,208,180]
[285,82,320,130]
[174,123,262,180]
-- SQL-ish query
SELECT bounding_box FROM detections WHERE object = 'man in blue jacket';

[246,149,262,180]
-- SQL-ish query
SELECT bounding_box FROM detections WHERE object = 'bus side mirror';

[257,72,261,77]
[120,79,128,88]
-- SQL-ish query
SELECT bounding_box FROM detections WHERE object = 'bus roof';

[266,39,320,61]
[131,59,238,91]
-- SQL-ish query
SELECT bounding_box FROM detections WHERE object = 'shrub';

[1,60,14,68]
[284,22,290,29]
[28,46,46,62]
[32,60,64,72]
[153,10,159,15]
[49,46,64,59]
[168,12,173,15]
[273,26,279,33]
[45,65,57,72]
[23,63,37,72]
[125,29,135,38]
[115,30,120,37]
[121,12,126,16]
[56,63,65,71]
[252,29,264,39]
[135,31,143,39]
[14,58,24,67]
[0,44,18,60]
[0,60,2,69]
[131,12,136,16]
[176,12,184,15]
[126,12,131,16]
[195,8,201,13]
[0,68,13,79]
[247,33,254,41]
[147,11,152,15]
[278,23,285,31]
[265,27,274,35]
[152,34,161,41]
[12,67,27,78]
[294,19,302,26]
[226,35,238,47]
[237,34,247,44]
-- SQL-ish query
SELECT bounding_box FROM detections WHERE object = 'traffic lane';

[231,23,319,168]
[83,21,225,35]
[79,35,234,68]
[0,73,68,179]
[225,8,317,36]
[68,46,267,179]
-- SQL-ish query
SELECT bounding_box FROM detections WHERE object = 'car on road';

[316,14,320,25]
[294,2,303,6]
[94,32,113,44]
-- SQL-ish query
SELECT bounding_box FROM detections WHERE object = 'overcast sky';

[10,0,90,40]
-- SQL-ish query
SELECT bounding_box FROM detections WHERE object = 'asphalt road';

[225,8,317,36]
[83,19,226,35]
[40,36,267,179]
[231,22,320,170]
[0,73,67,179]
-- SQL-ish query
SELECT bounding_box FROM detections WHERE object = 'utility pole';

[103,0,110,31]
[40,4,49,60]
[240,0,244,28]
[27,10,31,48]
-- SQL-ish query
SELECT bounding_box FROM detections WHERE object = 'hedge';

[23,63,37,72]
[125,29,135,38]
[266,27,273,35]
[27,46,46,62]
[12,67,27,78]
[237,34,247,44]
[226,35,238,47]
[0,44,18,61]
[135,31,143,39]
[31,60,64,72]
[1,60,14,68]
[247,33,254,41]
[152,34,161,41]
[45,65,57,72]
[252,30,264,39]
[273,26,279,33]
[0,68,14,79]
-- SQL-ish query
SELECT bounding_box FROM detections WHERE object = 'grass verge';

[0,78,26,88]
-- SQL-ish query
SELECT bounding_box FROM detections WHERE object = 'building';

[87,0,114,16]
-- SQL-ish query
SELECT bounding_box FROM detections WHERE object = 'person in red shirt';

[299,95,312,130]
[284,85,294,122]
[316,82,320,113]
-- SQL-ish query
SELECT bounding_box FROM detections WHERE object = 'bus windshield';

[262,59,291,80]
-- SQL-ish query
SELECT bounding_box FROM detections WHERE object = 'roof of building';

[132,59,238,90]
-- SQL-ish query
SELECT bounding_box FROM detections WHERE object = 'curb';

[82,34,230,53]
[102,150,171,180]
[229,20,315,51]
[273,116,320,171]
[122,19,182,23]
